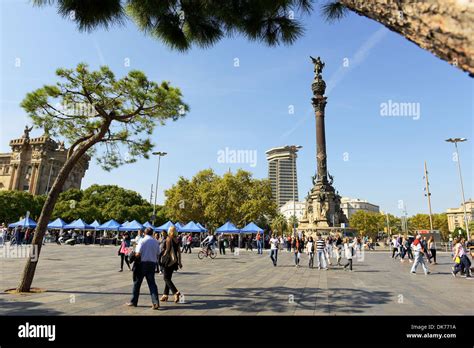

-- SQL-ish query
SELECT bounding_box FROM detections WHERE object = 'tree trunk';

[16,120,111,292]
[340,0,474,76]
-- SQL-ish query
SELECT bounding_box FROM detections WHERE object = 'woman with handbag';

[160,226,183,303]
[118,232,132,272]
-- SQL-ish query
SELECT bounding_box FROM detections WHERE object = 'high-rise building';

[265,145,300,208]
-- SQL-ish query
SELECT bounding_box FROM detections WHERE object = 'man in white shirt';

[126,228,161,309]
[270,234,279,267]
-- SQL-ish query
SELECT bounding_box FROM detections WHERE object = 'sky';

[0,1,472,216]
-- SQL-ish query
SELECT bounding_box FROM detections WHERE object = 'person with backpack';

[343,237,355,271]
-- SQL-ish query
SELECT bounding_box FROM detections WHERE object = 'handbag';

[455,256,461,264]
[161,240,178,267]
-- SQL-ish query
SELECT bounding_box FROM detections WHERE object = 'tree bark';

[16,119,111,292]
[340,0,474,76]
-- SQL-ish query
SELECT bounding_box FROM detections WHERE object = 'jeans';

[257,240,263,254]
[163,266,178,295]
[308,252,314,268]
[316,250,327,268]
[411,254,429,274]
[294,252,300,265]
[130,261,159,305]
[453,255,471,276]
[270,249,278,265]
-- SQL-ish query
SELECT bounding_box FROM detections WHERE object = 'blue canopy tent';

[180,221,204,233]
[197,222,208,232]
[9,217,37,229]
[155,221,175,232]
[216,221,241,250]
[96,219,121,245]
[241,222,263,233]
[90,220,101,228]
[47,218,67,229]
[175,222,184,232]
[63,219,95,244]
[143,221,154,229]
[64,219,95,230]
[119,220,144,231]
[241,222,264,251]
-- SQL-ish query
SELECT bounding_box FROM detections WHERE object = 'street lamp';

[445,138,470,237]
[290,145,302,238]
[46,157,55,194]
[151,151,167,224]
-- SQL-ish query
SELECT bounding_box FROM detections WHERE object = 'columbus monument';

[299,57,348,232]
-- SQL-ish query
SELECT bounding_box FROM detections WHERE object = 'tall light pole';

[445,138,470,237]
[291,145,302,238]
[46,157,55,193]
[151,151,167,224]
[423,161,434,232]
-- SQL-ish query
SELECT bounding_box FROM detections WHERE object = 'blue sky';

[1,1,472,216]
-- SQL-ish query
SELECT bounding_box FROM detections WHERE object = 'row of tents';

[8,217,264,234]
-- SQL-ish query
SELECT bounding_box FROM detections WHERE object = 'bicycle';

[198,244,217,260]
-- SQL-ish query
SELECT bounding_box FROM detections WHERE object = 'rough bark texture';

[16,120,111,292]
[340,0,474,76]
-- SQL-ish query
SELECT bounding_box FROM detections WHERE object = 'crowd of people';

[390,233,472,277]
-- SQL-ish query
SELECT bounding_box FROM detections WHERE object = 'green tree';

[349,210,384,240]
[408,214,431,231]
[0,191,45,224]
[17,63,187,292]
[271,213,289,236]
[165,169,276,228]
[36,0,473,75]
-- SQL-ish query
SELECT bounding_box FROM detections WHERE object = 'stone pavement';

[0,244,472,315]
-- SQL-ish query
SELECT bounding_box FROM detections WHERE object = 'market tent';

[90,220,101,228]
[143,221,154,229]
[240,222,263,233]
[9,217,37,228]
[155,221,175,232]
[64,219,95,230]
[180,221,203,233]
[215,221,240,233]
[196,222,208,232]
[175,222,183,231]
[47,218,67,229]
[97,219,121,230]
[119,220,144,231]
[121,221,130,228]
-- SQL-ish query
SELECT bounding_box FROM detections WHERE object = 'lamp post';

[151,151,167,224]
[291,145,302,238]
[445,138,470,237]
[46,157,55,194]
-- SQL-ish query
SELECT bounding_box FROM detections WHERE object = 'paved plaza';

[0,244,472,316]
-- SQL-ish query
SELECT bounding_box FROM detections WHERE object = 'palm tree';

[271,213,288,236]
[35,0,473,75]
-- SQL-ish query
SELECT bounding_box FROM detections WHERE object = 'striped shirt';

[316,239,325,251]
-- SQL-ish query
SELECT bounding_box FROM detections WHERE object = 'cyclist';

[202,232,216,255]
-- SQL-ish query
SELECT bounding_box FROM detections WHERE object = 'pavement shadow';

[0,297,64,315]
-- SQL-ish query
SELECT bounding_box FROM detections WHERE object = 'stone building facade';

[0,127,89,195]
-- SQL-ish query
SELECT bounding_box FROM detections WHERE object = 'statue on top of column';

[22,125,33,139]
[310,56,325,76]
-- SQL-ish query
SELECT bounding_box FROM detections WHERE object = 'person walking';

[126,227,161,310]
[451,237,471,278]
[269,234,279,266]
[343,237,355,271]
[391,235,399,259]
[335,234,343,266]
[427,235,437,264]
[218,233,226,255]
[256,232,263,255]
[229,235,235,253]
[306,236,315,268]
[186,233,192,254]
[157,231,168,274]
[118,232,132,272]
[286,235,292,252]
[315,234,327,270]
[324,236,333,266]
[292,237,301,267]
[160,226,183,303]
[410,235,430,275]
